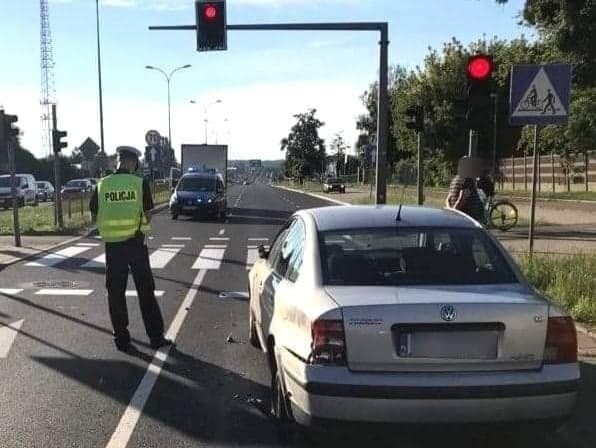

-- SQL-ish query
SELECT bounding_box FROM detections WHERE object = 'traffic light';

[466,54,494,130]
[196,1,227,52]
[405,105,424,133]
[52,129,67,153]
[1,112,19,139]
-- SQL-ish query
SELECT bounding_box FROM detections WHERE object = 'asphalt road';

[0,183,594,448]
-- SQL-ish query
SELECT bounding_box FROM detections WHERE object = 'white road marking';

[76,243,100,247]
[160,244,185,248]
[105,270,207,448]
[0,320,24,358]
[192,247,226,270]
[35,289,93,296]
[218,291,249,300]
[81,253,106,269]
[171,237,191,241]
[204,244,227,249]
[149,247,181,269]
[125,290,165,297]
[246,247,259,270]
[0,289,24,295]
[209,237,229,241]
[218,229,225,235]
[25,246,93,267]
[248,238,269,241]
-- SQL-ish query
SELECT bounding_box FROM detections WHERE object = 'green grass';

[0,182,171,236]
[520,253,596,323]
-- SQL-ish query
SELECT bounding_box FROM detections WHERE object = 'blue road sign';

[509,64,572,126]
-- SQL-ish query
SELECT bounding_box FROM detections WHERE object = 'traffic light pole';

[52,104,64,230]
[149,21,390,204]
[7,139,21,247]
[528,125,540,259]
[417,131,423,206]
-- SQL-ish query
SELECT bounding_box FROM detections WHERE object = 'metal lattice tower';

[40,0,56,157]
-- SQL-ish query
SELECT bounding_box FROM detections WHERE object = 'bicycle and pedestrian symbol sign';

[509,64,572,126]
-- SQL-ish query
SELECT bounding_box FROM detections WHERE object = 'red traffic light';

[204,4,217,20]
[467,55,493,81]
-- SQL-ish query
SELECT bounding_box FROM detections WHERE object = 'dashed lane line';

[171,237,192,241]
[218,229,225,236]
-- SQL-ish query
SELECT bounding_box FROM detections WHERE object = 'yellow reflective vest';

[96,174,151,243]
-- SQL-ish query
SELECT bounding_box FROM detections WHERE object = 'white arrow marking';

[0,320,24,358]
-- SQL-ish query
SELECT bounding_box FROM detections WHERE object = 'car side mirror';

[257,244,269,259]
[170,187,175,193]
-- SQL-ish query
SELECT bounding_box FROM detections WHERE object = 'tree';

[280,109,326,182]
[330,132,348,175]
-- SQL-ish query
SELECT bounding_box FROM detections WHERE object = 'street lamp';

[190,99,222,144]
[95,0,105,154]
[145,64,192,152]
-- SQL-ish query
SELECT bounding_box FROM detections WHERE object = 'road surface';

[0,183,594,447]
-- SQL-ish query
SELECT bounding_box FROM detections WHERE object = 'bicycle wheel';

[489,201,518,231]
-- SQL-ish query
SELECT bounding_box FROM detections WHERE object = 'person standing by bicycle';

[445,157,485,222]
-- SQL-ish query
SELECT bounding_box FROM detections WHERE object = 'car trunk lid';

[325,284,548,372]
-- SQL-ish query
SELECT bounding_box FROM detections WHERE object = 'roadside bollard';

[68,198,72,221]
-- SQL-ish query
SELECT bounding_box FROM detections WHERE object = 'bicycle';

[484,196,518,231]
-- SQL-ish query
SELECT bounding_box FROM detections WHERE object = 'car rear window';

[66,180,88,188]
[320,227,518,286]
[178,177,216,192]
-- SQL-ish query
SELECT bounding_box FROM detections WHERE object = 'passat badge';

[440,305,457,322]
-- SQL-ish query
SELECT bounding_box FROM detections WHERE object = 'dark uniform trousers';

[105,236,165,345]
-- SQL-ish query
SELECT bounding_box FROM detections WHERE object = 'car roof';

[300,205,480,231]
[181,173,220,179]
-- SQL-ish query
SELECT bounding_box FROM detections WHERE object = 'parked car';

[61,179,93,198]
[323,177,345,193]
[36,181,55,202]
[248,205,579,430]
[0,174,38,209]
[169,172,227,220]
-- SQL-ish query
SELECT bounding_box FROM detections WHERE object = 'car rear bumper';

[280,350,579,425]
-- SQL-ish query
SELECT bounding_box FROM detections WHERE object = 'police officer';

[90,146,172,352]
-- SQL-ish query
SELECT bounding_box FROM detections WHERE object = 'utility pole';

[52,104,64,229]
[417,132,423,205]
[1,111,21,247]
[375,23,389,205]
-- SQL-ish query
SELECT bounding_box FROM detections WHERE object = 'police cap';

[116,146,142,160]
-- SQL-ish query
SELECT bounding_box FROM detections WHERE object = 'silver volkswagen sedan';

[248,206,579,428]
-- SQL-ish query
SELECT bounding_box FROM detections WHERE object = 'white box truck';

[181,144,228,184]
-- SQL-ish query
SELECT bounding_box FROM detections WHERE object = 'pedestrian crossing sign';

[509,64,571,126]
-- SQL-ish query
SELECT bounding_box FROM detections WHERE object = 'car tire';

[249,311,261,349]
[171,213,178,220]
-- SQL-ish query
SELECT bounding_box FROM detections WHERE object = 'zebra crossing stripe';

[126,291,165,297]
[81,253,106,269]
[25,246,93,267]
[150,247,181,269]
[246,247,259,270]
[0,289,23,295]
[77,243,101,247]
[35,289,93,296]
[192,247,226,270]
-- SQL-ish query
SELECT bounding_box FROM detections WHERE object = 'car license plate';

[183,206,198,211]
[395,324,501,360]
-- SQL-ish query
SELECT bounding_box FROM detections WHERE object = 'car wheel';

[249,311,261,349]
[171,213,178,220]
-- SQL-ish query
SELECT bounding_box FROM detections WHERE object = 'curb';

[0,203,170,269]
[275,185,351,206]
[576,323,596,358]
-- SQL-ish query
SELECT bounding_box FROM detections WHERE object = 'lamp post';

[96,0,105,154]
[190,99,222,144]
[145,64,191,151]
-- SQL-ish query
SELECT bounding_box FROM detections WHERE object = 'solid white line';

[125,290,165,298]
[76,243,101,247]
[105,270,207,448]
[149,247,180,269]
[0,320,24,358]
[192,248,226,270]
[209,237,230,241]
[160,244,185,248]
[218,229,225,235]
[171,237,192,241]
[25,246,93,267]
[0,289,24,295]
[248,238,269,241]
[35,289,93,296]
[81,253,106,269]
[275,185,351,206]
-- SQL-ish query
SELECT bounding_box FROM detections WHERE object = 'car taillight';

[544,316,577,364]
[309,319,346,365]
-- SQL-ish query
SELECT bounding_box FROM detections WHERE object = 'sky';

[0,0,530,162]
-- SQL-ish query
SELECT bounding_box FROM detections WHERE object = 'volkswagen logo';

[440,305,457,322]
